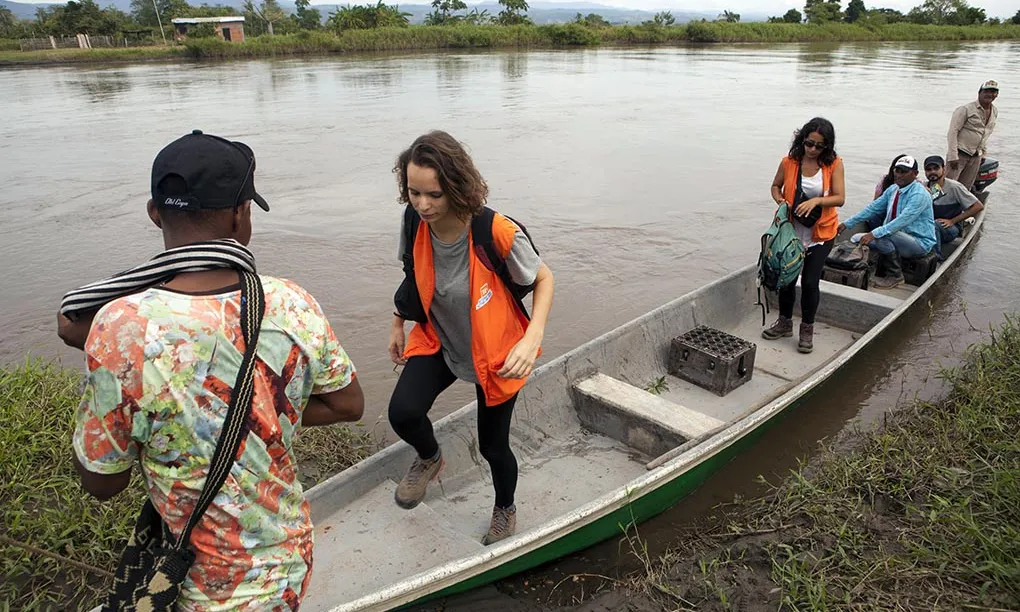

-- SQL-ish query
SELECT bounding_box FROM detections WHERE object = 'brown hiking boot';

[762,316,793,340]
[481,504,517,546]
[394,452,443,509]
[872,274,905,290]
[798,323,814,354]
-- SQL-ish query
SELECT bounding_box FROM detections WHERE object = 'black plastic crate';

[902,252,938,286]
[667,326,756,397]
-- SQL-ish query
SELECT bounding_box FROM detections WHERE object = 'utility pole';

[152,0,167,44]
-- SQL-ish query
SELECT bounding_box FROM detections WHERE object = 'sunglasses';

[803,140,826,150]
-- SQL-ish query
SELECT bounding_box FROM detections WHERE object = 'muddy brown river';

[1,40,1018,609]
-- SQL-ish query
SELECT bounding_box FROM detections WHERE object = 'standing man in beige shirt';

[947,79,998,191]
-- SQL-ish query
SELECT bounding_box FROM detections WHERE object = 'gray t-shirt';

[398,214,542,383]
[929,177,979,221]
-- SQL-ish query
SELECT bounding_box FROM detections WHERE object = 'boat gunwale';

[319,208,987,612]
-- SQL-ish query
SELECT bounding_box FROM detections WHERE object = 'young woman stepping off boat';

[387,130,555,546]
[766,117,846,353]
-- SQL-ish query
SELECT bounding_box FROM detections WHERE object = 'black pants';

[779,239,834,325]
[388,353,518,508]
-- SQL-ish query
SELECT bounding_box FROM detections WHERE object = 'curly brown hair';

[394,130,489,220]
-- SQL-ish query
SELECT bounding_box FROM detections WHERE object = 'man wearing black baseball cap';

[924,154,983,259]
[60,130,364,611]
[947,79,999,191]
[838,155,938,290]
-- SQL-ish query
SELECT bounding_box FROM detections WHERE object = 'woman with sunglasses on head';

[765,117,846,353]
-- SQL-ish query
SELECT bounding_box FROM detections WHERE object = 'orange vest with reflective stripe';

[781,155,842,243]
[403,212,539,406]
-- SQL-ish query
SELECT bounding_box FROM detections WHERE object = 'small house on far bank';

[171,17,246,42]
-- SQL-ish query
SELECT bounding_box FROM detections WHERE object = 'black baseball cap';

[151,129,269,212]
[924,155,945,169]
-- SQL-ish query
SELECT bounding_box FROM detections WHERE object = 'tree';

[783,8,803,22]
[718,10,740,22]
[243,0,285,34]
[496,0,530,25]
[804,0,842,24]
[462,8,492,24]
[574,12,610,27]
[869,7,904,22]
[293,0,322,29]
[906,0,979,25]
[425,0,466,25]
[949,5,984,24]
[1013,9,1020,24]
[845,0,866,22]
[0,6,17,36]
[652,10,675,25]
[130,0,191,28]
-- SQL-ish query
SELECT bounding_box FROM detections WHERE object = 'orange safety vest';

[781,155,842,243]
[403,212,540,406]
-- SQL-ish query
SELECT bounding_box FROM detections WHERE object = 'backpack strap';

[471,207,531,320]
[401,205,420,272]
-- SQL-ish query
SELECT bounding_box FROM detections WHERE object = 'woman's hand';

[388,317,407,366]
[498,333,541,379]
[795,198,820,217]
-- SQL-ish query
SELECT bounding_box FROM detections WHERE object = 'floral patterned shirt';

[73,275,356,612]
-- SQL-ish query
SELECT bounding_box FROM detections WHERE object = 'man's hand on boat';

[389,314,408,366]
[498,333,542,379]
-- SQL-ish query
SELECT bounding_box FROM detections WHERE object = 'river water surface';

[1,41,1018,608]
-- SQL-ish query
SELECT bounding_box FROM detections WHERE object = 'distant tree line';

[2,0,1018,41]
[769,0,1018,26]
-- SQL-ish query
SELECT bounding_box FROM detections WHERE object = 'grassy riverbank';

[2,22,1019,65]
[0,359,376,611]
[613,315,1020,610]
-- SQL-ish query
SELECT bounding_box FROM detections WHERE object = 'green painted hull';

[397,384,812,610]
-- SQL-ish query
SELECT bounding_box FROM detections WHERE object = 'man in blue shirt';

[838,155,937,290]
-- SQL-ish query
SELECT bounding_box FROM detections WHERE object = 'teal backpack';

[755,202,806,323]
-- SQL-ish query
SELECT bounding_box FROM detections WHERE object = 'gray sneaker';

[394,453,443,509]
[481,504,517,546]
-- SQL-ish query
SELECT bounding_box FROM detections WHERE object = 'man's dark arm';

[301,377,365,427]
[73,454,131,501]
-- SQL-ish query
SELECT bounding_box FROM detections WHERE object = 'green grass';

[2,22,1019,65]
[0,358,375,611]
[635,314,1020,610]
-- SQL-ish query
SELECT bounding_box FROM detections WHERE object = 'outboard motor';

[973,157,998,193]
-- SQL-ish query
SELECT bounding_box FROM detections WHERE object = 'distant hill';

[1,0,768,25]
[0,0,56,19]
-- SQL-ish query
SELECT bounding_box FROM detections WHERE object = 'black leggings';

[388,353,518,509]
[779,239,834,325]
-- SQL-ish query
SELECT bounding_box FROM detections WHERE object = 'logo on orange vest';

[475,283,493,310]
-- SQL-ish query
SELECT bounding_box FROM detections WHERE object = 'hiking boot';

[394,452,443,509]
[482,504,517,546]
[798,323,814,354]
[872,274,905,290]
[761,316,793,340]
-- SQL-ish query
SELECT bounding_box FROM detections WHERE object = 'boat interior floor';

[304,429,648,610]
